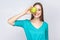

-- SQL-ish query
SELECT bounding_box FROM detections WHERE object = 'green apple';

[30,7,37,14]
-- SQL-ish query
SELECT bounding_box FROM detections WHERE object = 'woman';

[8,2,48,40]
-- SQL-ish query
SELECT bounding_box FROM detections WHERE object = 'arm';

[8,6,32,26]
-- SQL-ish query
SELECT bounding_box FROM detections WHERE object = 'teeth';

[34,13,39,16]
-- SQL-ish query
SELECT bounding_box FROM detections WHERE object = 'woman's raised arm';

[8,6,32,26]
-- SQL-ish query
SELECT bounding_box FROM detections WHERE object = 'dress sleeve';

[13,20,25,28]
[45,23,48,40]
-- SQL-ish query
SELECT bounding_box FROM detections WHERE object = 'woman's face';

[32,5,42,18]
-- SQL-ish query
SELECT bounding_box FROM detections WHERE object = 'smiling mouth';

[34,13,40,16]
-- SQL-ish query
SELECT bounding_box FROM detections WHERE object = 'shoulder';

[43,21,48,26]
[14,19,29,24]
[13,19,30,27]
[21,19,29,21]
[16,19,29,21]
[19,19,30,23]
[43,21,48,29]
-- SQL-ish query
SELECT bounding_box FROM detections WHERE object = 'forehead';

[34,5,41,9]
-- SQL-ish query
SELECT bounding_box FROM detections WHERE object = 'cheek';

[36,12,41,16]
[33,13,41,17]
[38,13,41,17]
[37,11,41,13]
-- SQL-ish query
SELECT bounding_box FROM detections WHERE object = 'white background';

[0,0,60,40]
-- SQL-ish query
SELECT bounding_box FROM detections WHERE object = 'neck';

[31,18,42,23]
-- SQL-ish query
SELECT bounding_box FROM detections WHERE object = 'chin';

[34,16,40,18]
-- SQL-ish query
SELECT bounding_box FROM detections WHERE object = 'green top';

[13,19,48,40]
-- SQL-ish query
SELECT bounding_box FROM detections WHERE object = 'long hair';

[30,2,44,21]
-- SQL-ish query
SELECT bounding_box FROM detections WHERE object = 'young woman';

[8,2,48,40]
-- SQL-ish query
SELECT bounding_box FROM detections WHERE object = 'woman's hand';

[8,5,33,26]
[25,6,33,14]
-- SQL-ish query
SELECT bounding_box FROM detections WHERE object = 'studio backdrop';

[0,0,60,40]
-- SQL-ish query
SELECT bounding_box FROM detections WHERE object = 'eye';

[38,9,41,11]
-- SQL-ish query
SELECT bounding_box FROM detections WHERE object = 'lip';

[34,13,40,16]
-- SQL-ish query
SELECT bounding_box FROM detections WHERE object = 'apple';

[30,7,37,14]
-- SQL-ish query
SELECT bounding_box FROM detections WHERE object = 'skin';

[33,5,42,18]
[8,4,43,29]
[30,5,43,29]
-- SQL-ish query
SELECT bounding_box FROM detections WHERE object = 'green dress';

[13,19,48,40]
